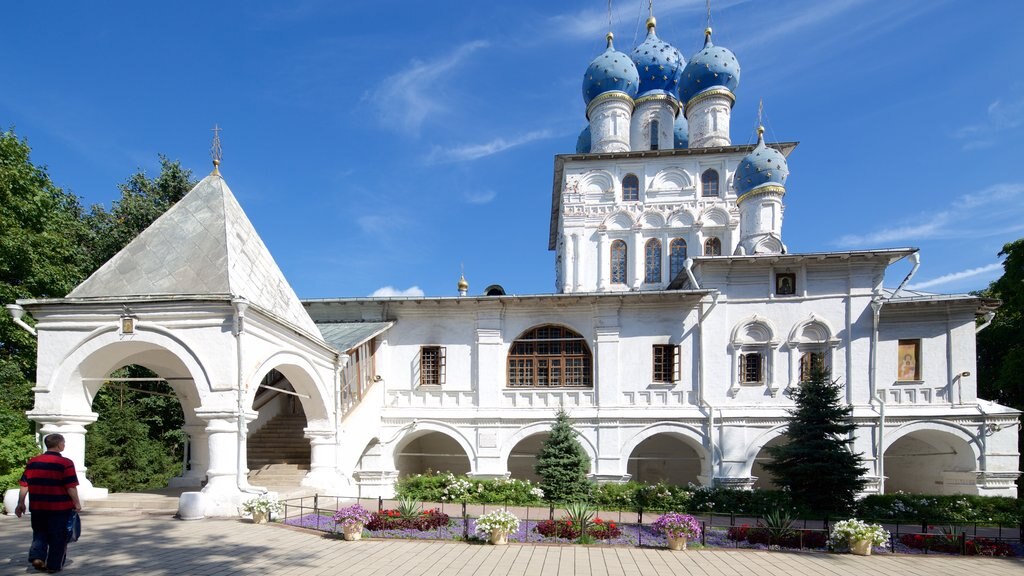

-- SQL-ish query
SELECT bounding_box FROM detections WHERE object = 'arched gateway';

[16,169,348,516]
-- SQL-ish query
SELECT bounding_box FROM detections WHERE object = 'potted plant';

[829,518,889,555]
[652,512,701,551]
[333,504,374,541]
[241,494,282,524]
[475,509,520,545]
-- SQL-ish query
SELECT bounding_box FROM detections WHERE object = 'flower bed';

[365,508,450,531]
[534,518,622,540]
[897,533,1017,557]
[727,524,828,549]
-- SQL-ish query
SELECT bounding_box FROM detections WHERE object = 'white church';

[9,15,1019,516]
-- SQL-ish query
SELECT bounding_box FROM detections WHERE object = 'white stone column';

[37,416,107,500]
[169,424,208,488]
[631,231,643,289]
[571,233,581,292]
[597,233,609,290]
[197,411,245,516]
[475,307,503,408]
[303,429,350,494]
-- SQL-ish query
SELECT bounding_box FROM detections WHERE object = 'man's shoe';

[31,559,45,570]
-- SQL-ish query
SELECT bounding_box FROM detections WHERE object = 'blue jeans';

[29,509,72,571]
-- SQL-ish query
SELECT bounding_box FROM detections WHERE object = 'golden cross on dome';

[210,124,223,175]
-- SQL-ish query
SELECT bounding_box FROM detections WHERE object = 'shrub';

[856,493,1024,525]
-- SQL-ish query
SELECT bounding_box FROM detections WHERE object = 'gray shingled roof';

[317,321,394,353]
[68,173,319,335]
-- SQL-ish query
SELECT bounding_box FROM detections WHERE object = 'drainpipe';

[875,391,886,494]
[6,304,37,337]
[868,297,884,491]
[976,311,995,334]
[683,258,700,290]
[232,297,264,494]
[890,251,920,300]
[696,293,717,484]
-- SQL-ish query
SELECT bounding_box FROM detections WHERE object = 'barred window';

[622,174,640,202]
[653,345,680,383]
[739,353,764,384]
[645,239,662,283]
[701,169,719,197]
[419,346,446,386]
[704,237,722,256]
[611,239,627,284]
[507,325,592,388]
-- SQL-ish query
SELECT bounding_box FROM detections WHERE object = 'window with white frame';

[652,344,680,383]
[419,346,446,386]
[610,239,627,284]
[788,318,837,387]
[799,350,825,382]
[731,318,777,393]
[701,169,720,197]
[644,238,662,283]
[622,174,640,202]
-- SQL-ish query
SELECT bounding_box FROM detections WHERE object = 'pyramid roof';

[68,172,319,336]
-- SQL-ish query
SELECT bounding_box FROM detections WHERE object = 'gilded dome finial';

[210,124,223,176]
[606,31,615,48]
[457,264,469,295]
[647,16,657,31]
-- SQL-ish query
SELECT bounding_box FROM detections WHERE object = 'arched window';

[611,239,627,284]
[622,174,639,202]
[701,169,719,197]
[650,120,660,150]
[669,238,687,280]
[704,237,722,256]
[644,239,662,283]
[507,325,592,387]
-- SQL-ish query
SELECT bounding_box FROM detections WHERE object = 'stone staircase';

[247,414,311,491]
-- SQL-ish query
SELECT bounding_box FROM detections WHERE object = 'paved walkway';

[1,513,1022,576]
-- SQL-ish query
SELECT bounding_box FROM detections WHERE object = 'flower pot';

[490,529,509,545]
[667,535,688,551]
[850,539,872,556]
[342,523,364,541]
[251,510,268,524]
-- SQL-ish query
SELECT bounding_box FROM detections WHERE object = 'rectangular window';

[739,353,763,384]
[897,339,921,381]
[652,345,680,383]
[419,346,446,386]
[799,351,825,382]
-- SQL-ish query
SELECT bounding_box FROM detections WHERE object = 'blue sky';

[4,0,1023,298]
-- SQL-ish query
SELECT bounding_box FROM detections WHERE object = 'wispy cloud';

[836,182,1024,246]
[370,286,424,297]
[424,129,553,164]
[464,190,497,204]
[952,96,1024,150]
[364,40,489,134]
[906,262,1003,291]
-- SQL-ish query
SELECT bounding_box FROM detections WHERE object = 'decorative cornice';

[736,185,786,206]
[634,93,681,115]
[685,88,736,116]
[586,91,635,120]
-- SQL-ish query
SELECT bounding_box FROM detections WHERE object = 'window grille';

[645,239,662,283]
[507,325,592,388]
[653,345,680,383]
[622,174,640,202]
[701,169,719,197]
[704,237,722,256]
[669,238,687,280]
[739,353,763,384]
[419,346,446,386]
[611,239,627,284]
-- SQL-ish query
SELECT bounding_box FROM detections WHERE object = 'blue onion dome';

[631,17,686,102]
[679,28,740,107]
[582,32,640,108]
[735,127,788,202]
[576,125,591,153]
[673,114,688,149]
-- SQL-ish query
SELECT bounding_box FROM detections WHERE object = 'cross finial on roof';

[210,124,223,176]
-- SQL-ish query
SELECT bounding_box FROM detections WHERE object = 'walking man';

[14,434,82,573]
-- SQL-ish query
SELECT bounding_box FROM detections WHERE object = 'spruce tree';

[535,409,591,503]
[763,366,867,515]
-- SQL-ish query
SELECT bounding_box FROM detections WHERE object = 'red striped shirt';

[19,451,79,511]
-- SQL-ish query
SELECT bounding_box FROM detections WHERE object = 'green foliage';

[535,409,591,504]
[856,493,1024,525]
[688,486,793,516]
[84,367,185,493]
[762,366,867,515]
[395,472,545,505]
[83,155,196,270]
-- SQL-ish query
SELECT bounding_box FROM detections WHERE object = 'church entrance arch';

[394,430,471,477]
[884,427,979,495]
[626,434,705,486]
[751,435,787,490]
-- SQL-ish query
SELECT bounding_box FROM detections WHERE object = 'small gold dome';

[457,274,469,291]
[647,16,656,31]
